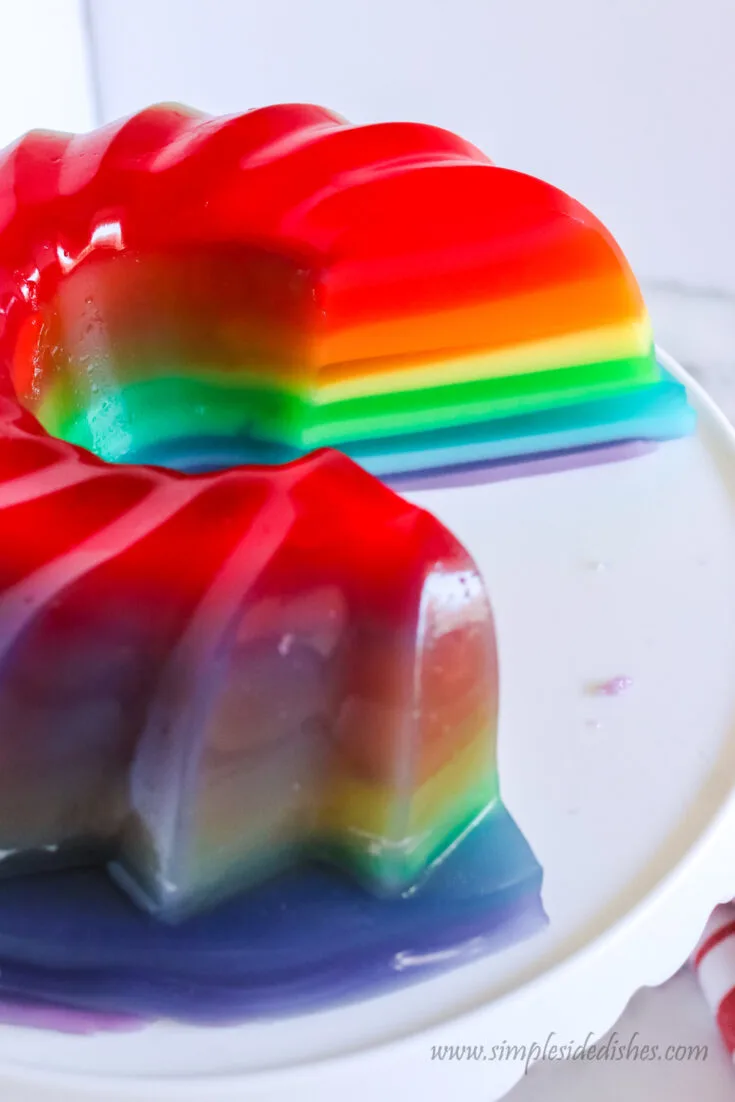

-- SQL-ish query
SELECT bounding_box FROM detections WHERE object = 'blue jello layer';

[125,370,694,478]
[0,804,545,1027]
[351,371,694,476]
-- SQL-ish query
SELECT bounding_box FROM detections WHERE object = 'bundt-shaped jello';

[0,102,692,926]
[2,103,691,477]
[0,107,523,921]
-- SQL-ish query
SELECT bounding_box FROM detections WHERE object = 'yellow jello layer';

[316,731,497,855]
[315,316,653,403]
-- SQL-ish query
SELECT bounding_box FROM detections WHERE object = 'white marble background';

[648,285,735,421]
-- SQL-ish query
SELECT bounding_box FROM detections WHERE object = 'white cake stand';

[1,349,735,1102]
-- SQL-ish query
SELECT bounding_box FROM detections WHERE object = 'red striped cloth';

[691,903,735,1056]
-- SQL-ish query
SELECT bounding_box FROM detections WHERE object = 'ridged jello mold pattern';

[0,103,692,475]
[0,103,696,1026]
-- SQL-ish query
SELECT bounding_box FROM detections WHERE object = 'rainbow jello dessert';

[0,102,695,1024]
[4,103,691,478]
[0,438,502,918]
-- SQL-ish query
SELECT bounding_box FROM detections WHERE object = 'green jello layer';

[306,353,657,444]
[39,352,657,462]
[312,771,501,896]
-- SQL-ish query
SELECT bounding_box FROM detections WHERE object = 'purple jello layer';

[386,439,657,492]
[0,997,141,1034]
[0,804,544,1030]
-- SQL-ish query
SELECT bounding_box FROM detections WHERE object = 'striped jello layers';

[0,103,691,476]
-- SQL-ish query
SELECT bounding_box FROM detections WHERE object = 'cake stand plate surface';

[1,350,735,1102]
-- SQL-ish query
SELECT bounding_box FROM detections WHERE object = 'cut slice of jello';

[2,103,692,477]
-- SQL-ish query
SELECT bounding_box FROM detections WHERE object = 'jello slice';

[0,104,692,476]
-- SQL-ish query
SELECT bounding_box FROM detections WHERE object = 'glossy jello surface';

[0,101,699,1026]
[0,442,502,919]
[0,409,545,1021]
[0,102,692,476]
